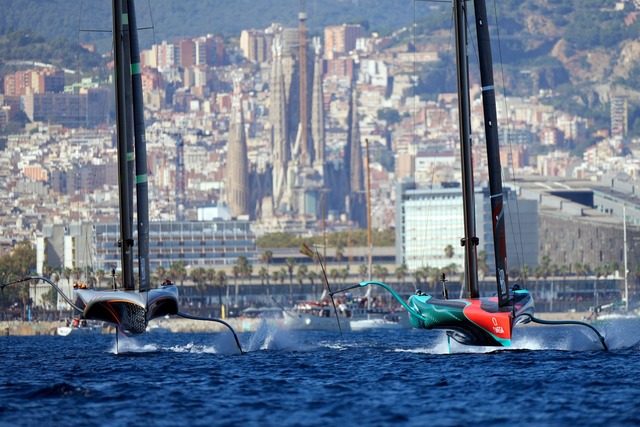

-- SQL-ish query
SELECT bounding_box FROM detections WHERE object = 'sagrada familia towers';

[224,15,367,231]
[225,76,250,218]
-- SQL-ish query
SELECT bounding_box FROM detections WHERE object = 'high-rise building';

[324,24,366,59]
[23,88,110,128]
[240,29,273,63]
[395,182,538,275]
[176,38,196,68]
[3,68,64,96]
[611,96,628,138]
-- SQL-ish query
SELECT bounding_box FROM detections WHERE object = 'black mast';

[113,0,135,291]
[473,0,510,306]
[127,0,151,292]
[454,0,479,298]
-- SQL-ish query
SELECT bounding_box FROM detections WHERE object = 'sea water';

[1,320,639,427]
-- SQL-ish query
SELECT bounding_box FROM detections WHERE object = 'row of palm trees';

[36,250,639,310]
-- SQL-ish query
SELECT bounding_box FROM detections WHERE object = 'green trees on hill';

[0,31,103,73]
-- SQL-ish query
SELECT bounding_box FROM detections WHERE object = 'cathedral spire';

[348,86,363,194]
[270,36,290,213]
[225,73,249,217]
[311,37,325,175]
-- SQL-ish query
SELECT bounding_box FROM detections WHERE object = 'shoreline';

[1,311,593,336]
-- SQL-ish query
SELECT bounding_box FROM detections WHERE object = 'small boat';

[146,319,171,333]
[350,313,410,331]
[283,300,410,331]
[588,303,640,324]
[57,319,102,336]
[283,301,354,331]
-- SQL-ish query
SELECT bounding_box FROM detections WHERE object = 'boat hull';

[408,289,534,347]
[74,286,179,335]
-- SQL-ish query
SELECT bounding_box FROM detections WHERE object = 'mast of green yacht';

[453,0,480,298]
[473,0,510,306]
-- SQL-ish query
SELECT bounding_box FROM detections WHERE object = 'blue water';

[1,320,639,427]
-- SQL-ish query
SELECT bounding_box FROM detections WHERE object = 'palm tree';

[308,271,318,298]
[155,266,167,283]
[339,267,349,284]
[296,264,308,295]
[191,266,208,306]
[329,268,339,286]
[335,243,345,264]
[260,250,273,268]
[214,270,228,308]
[379,266,389,283]
[231,266,240,305]
[285,257,296,299]
[258,267,270,299]
[395,263,408,293]
[169,261,187,286]
[205,267,216,282]
[358,264,368,281]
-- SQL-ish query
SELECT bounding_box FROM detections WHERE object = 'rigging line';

[415,1,455,276]
[78,29,113,33]
[77,27,153,33]
[2,276,85,313]
[491,0,526,283]
[76,0,83,182]
[1,286,6,322]
[146,0,157,43]
[412,0,429,275]
[315,247,344,339]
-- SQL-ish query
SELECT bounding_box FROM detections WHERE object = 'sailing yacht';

[4,0,242,352]
[332,0,605,349]
[393,0,534,347]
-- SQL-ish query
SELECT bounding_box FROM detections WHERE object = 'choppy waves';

[1,320,639,426]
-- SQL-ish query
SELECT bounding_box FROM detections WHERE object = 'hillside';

[0,0,418,51]
[2,0,640,134]
[408,0,640,134]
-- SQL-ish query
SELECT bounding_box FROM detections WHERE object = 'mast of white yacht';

[127,0,151,292]
[112,0,135,291]
[365,139,372,282]
[624,205,629,312]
